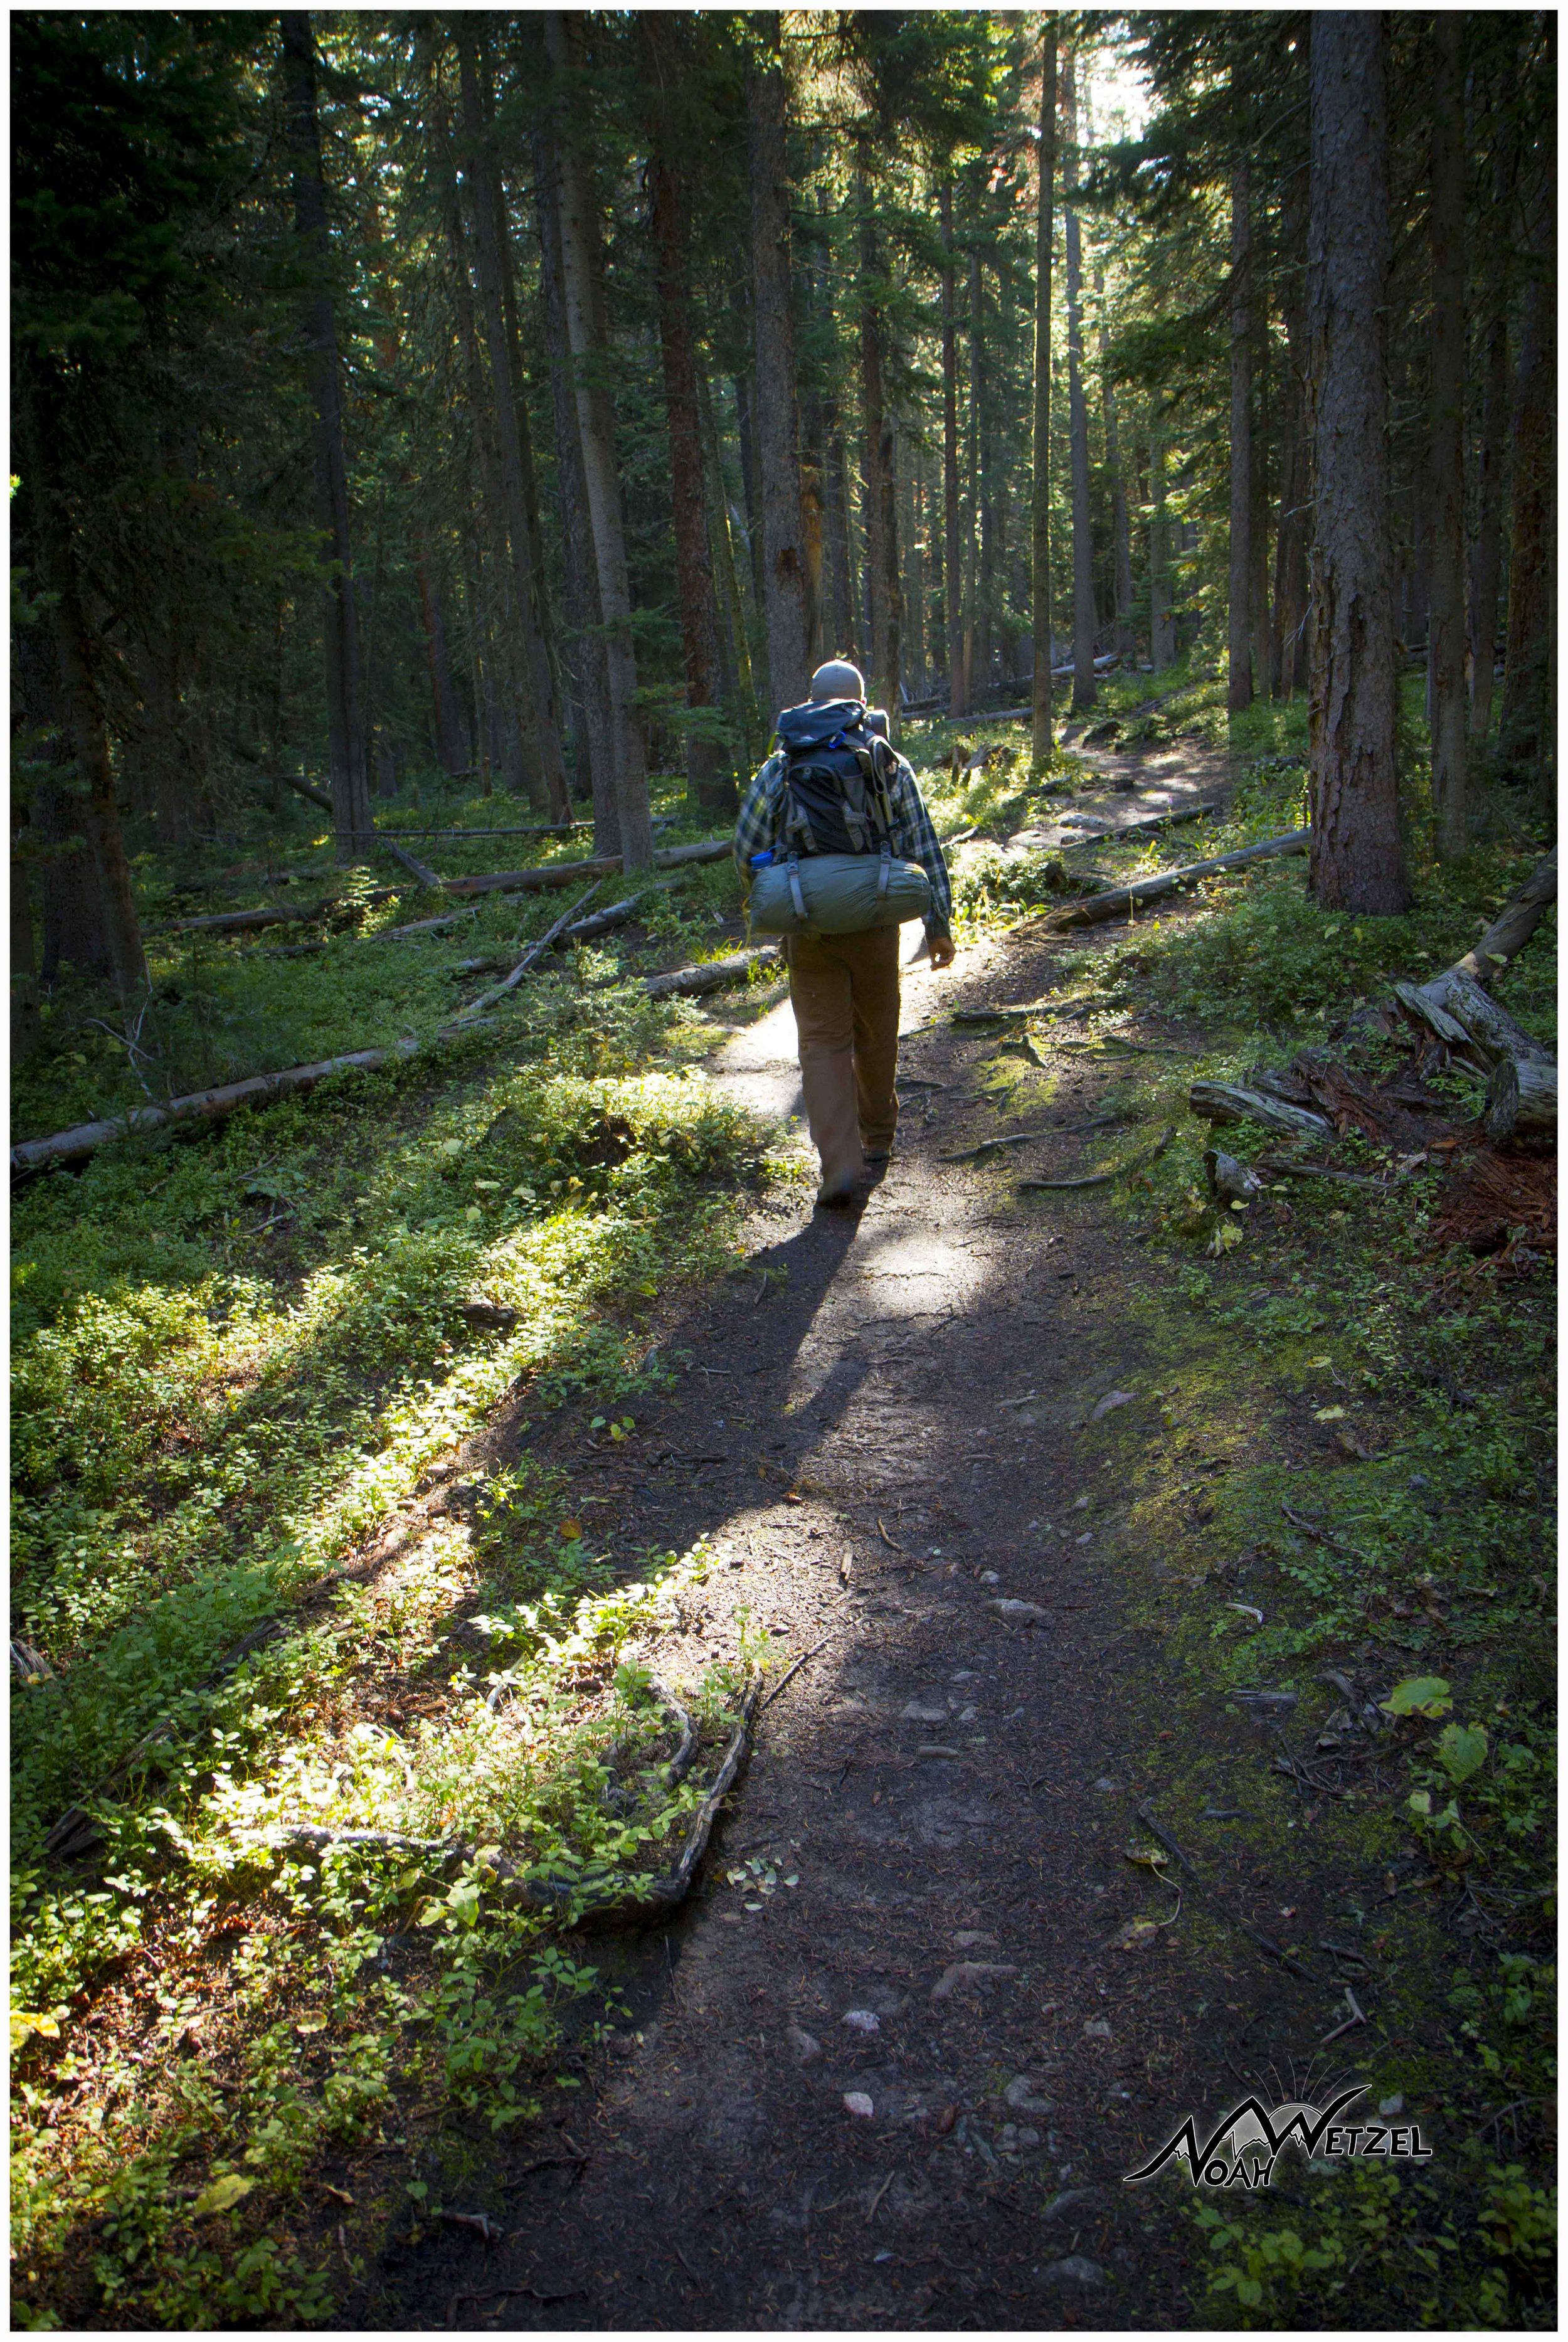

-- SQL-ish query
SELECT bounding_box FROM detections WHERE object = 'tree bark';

[1030,29,1057,762]
[278,13,373,864]
[455,24,571,824]
[1466,103,1517,747]
[1305,13,1410,914]
[1428,14,1467,856]
[967,251,990,696]
[1500,166,1555,790]
[415,561,467,776]
[822,391,854,655]
[13,584,110,987]
[941,181,967,720]
[1468,307,1510,746]
[644,18,733,815]
[1228,147,1254,711]
[857,145,900,726]
[1062,51,1096,713]
[1150,430,1176,670]
[745,18,812,717]
[540,13,653,871]
[1094,263,1133,664]
[531,103,616,853]
[1270,170,1310,700]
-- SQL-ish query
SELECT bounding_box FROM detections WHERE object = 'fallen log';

[451,882,604,1022]
[444,837,731,897]
[168,899,327,936]
[1046,829,1310,928]
[1484,1055,1557,1145]
[644,946,780,1000]
[1254,1153,1406,1195]
[165,887,397,939]
[377,823,591,841]
[1399,964,1553,1072]
[381,837,442,891]
[10,1022,495,1179]
[1190,1081,1333,1140]
[379,909,479,940]
[1453,849,1557,983]
[1056,798,1222,845]
[248,770,334,815]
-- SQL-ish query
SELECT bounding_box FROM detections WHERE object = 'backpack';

[773,698,898,857]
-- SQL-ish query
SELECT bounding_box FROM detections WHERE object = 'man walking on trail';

[734,658,955,1209]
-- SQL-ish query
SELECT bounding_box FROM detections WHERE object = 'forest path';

[383,842,1322,2333]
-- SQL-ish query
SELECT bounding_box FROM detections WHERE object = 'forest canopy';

[13,6,1555,1013]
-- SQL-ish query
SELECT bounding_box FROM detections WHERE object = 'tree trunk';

[1467,114,1517,746]
[1305,14,1409,915]
[1062,52,1096,714]
[1030,32,1057,760]
[1428,14,1468,857]
[942,180,968,721]
[699,369,760,758]
[531,106,616,852]
[967,251,991,697]
[1500,168,1554,790]
[14,584,109,985]
[746,17,813,718]
[1270,172,1310,700]
[278,13,373,864]
[540,13,653,871]
[1227,148,1254,712]
[416,561,466,775]
[857,146,900,727]
[1150,431,1176,670]
[1094,263,1133,664]
[904,449,925,694]
[644,19,733,815]
[822,392,854,655]
[1468,309,1510,746]
[455,25,571,823]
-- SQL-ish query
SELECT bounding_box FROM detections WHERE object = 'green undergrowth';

[14,773,744,1145]
[1016,829,1555,2327]
[10,874,781,2324]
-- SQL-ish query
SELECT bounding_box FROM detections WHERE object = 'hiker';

[735,658,955,1208]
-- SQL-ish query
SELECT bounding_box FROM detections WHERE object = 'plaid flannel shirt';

[733,746,953,935]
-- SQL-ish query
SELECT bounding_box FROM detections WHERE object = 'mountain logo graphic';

[1123,2082,1434,2189]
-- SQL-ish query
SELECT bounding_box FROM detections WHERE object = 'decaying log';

[1046,829,1310,929]
[1189,1081,1333,1139]
[452,881,604,1022]
[1484,1055,1557,1144]
[642,947,780,1000]
[1402,965,1553,1071]
[166,888,396,939]
[168,899,327,936]
[1452,850,1557,983]
[445,837,731,898]
[1204,1148,1265,1205]
[1254,1153,1405,1194]
[381,837,442,891]
[379,909,478,940]
[11,1020,496,1179]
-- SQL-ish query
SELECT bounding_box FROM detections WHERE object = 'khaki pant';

[785,926,901,1191]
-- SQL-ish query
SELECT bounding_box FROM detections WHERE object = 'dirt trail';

[369,823,1353,2332]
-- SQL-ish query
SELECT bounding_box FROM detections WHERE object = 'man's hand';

[928,931,956,971]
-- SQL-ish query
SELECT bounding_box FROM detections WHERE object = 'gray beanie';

[808,659,866,703]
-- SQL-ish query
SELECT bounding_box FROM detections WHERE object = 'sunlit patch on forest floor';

[10,742,1556,2329]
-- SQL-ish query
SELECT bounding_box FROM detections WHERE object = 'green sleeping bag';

[748,847,931,938]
